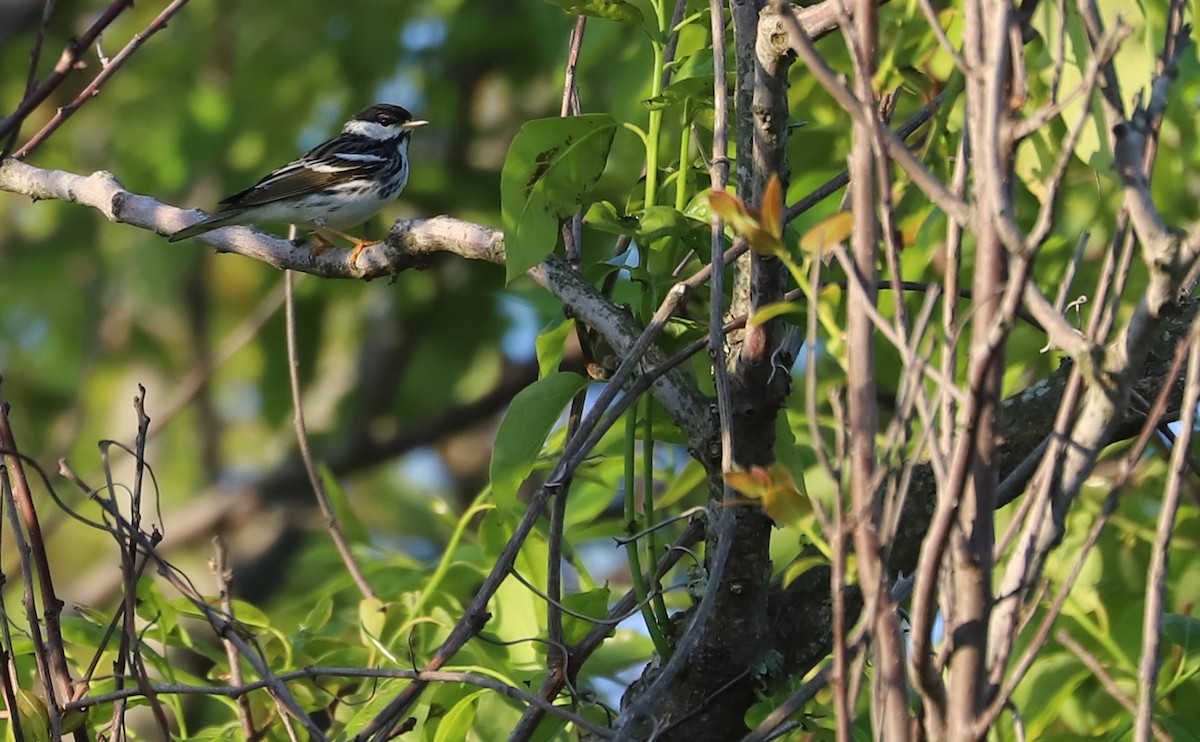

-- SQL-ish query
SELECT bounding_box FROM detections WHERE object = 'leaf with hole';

[501,115,618,281]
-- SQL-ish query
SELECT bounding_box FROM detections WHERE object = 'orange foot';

[347,238,383,268]
[311,226,381,268]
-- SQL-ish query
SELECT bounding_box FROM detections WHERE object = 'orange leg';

[307,232,336,259]
[311,226,381,268]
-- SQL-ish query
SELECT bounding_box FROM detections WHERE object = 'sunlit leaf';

[657,459,708,508]
[535,317,576,379]
[760,173,784,240]
[800,211,853,255]
[708,188,783,255]
[725,462,812,524]
[748,300,804,327]
[542,0,642,24]
[781,555,829,589]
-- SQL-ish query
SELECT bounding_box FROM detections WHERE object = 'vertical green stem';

[641,396,671,629]
[624,407,671,657]
[675,100,692,212]
[645,40,665,209]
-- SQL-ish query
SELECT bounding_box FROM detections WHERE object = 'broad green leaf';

[501,115,618,281]
[1162,714,1200,742]
[433,691,486,742]
[542,0,642,24]
[136,578,179,638]
[490,372,588,513]
[1058,15,1108,168]
[341,678,414,735]
[663,52,715,102]
[581,628,658,677]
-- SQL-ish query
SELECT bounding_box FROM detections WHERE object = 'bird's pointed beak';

[402,119,429,130]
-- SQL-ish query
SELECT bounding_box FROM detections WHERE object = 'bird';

[169,103,428,266]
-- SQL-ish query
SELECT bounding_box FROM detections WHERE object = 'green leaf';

[169,597,271,630]
[561,587,610,644]
[645,52,715,110]
[542,0,642,24]
[501,115,618,281]
[304,595,334,630]
[359,597,387,646]
[657,459,707,508]
[781,555,829,589]
[321,463,369,543]
[490,372,588,513]
[535,318,575,379]
[584,200,639,236]
[1162,613,1200,656]
[13,689,51,742]
[637,205,703,242]
[433,691,486,742]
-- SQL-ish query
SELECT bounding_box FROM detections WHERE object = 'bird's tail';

[168,211,243,243]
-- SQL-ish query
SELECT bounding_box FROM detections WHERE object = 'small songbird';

[169,103,428,265]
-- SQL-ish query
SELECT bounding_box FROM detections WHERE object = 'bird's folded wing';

[219,151,389,207]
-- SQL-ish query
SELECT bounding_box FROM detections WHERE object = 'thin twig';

[0,0,135,151]
[58,466,328,739]
[974,316,1200,735]
[0,381,75,708]
[13,0,192,159]
[283,269,376,600]
[1134,333,1200,741]
[213,537,259,740]
[65,665,613,737]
